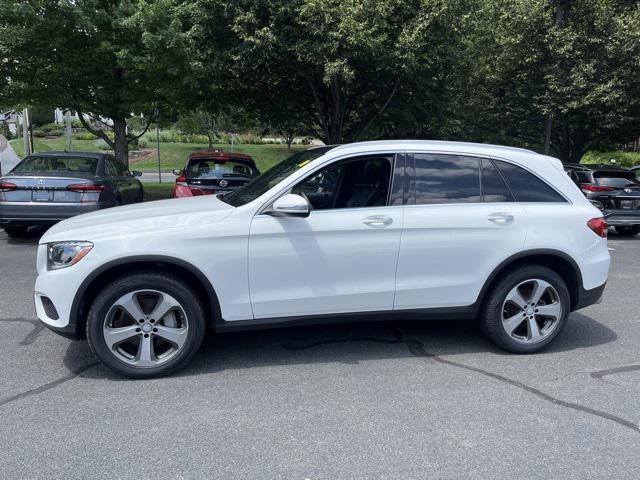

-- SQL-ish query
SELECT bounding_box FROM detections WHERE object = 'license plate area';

[31,189,53,202]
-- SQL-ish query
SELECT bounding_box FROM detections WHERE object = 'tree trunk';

[113,117,129,166]
[543,115,552,155]
[207,132,214,149]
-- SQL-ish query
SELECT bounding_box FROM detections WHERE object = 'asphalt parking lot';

[0,230,639,479]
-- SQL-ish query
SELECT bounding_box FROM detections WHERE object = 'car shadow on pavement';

[66,311,617,380]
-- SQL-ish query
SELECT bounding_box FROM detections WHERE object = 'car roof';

[25,151,110,160]
[187,149,255,164]
[328,140,537,157]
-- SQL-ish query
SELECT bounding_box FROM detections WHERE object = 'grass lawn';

[9,137,309,173]
[143,183,175,201]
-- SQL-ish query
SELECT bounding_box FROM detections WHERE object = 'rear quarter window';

[494,160,566,203]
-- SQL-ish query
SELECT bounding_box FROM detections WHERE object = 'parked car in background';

[0,151,143,237]
[564,163,640,236]
[172,149,259,198]
[34,141,609,378]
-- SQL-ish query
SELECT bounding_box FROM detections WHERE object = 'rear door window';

[481,159,514,202]
[105,159,121,178]
[494,160,566,202]
[413,154,481,204]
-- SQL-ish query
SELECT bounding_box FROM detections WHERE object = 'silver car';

[0,151,143,237]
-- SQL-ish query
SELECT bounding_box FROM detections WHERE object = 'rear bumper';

[603,209,640,226]
[0,202,106,226]
[573,282,606,311]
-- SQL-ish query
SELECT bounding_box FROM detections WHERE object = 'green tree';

[0,0,192,165]
[191,0,467,145]
[460,0,640,162]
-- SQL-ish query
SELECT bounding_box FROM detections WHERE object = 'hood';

[41,195,234,244]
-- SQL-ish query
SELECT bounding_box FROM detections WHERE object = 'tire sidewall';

[481,265,571,353]
[87,273,205,378]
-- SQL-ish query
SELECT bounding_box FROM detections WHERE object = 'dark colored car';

[564,163,640,236]
[0,151,143,237]
[172,149,259,198]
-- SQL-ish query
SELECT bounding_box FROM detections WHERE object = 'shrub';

[32,129,47,137]
[39,122,61,133]
[73,131,97,140]
[46,129,65,137]
[582,150,640,168]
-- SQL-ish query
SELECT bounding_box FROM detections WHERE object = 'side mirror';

[172,169,183,176]
[269,193,310,217]
[131,170,142,177]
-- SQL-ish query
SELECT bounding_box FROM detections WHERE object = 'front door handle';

[363,215,393,228]
[488,212,514,225]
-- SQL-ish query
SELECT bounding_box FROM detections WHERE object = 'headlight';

[47,241,93,270]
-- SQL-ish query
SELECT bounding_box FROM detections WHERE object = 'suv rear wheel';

[614,225,640,236]
[480,265,570,353]
[86,272,206,378]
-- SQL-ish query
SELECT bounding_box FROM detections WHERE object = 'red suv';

[172,149,260,198]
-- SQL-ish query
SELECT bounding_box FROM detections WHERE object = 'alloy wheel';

[102,290,189,367]
[500,278,563,345]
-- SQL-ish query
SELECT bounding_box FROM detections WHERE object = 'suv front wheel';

[86,272,206,378]
[480,265,570,353]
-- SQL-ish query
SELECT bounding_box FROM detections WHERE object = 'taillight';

[580,183,614,192]
[175,174,187,186]
[66,183,104,192]
[173,184,194,198]
[587,217,608,238]
[0,181,17,191]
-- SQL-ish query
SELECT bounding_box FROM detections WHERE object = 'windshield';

[221,146,336,207]
[594,172,639,188]
[13,156,98,175]
[186,159,257,179]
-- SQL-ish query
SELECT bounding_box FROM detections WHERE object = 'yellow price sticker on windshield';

[298,160,311,168]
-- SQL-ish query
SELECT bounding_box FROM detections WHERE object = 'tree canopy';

[1,0,638,163]
[0,0,193,164]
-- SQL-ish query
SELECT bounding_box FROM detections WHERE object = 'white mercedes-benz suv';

[35,141,610,378]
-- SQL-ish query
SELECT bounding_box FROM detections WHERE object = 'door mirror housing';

[172,169,183,176]
[269,193,310,217]
[131,170,142,177]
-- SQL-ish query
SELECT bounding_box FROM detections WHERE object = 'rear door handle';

[488,212,514,225]
[362,215,393,228]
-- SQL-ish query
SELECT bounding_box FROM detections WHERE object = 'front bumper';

[0,202,104,227]
[603,208,640,227]
[34,244,101,340]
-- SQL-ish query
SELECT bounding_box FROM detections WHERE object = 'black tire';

[614,225,640,237]
[480,265,570,353]
[86,272,206,378]
[3,226,29,237]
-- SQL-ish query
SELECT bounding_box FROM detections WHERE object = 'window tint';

[105,159,121,177]
[494,160,566,202]
[186,159,257,179]
[593,172,639,188]
[292,155,393,210]
[482,159,514,202]
[13,156,98,174]
[413,154,480,204]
